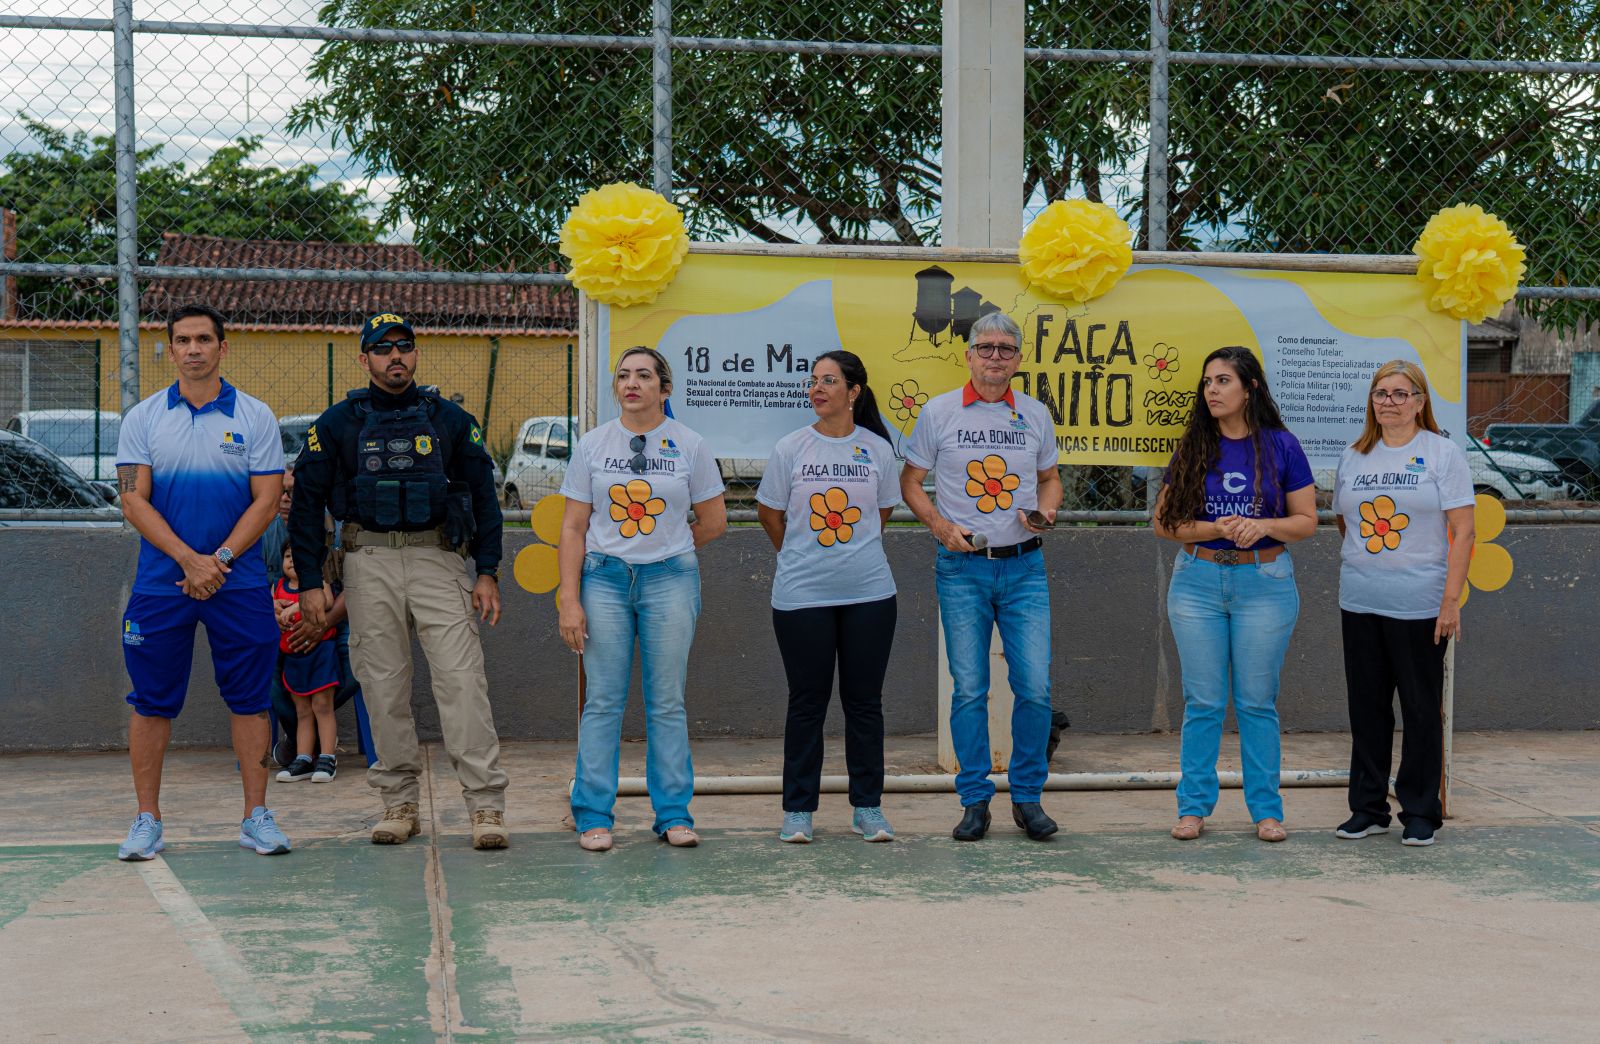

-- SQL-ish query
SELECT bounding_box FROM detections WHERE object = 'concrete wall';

[2,524,1596,752]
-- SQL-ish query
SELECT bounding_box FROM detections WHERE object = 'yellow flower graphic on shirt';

[809,487,862,547]
[965,455,1020,513]
[608,479,665,538]
[1359,495,1409,553]
[1459,492,1514,605]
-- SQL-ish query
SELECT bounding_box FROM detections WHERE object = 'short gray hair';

[968,311,1021,347]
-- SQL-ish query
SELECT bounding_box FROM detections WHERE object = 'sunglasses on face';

[972,342,1020,360]
[365,340,416,357]
[628,434,647,474]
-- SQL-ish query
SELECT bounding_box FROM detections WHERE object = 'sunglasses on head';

[365,339,416,357]
[628,434,647,474]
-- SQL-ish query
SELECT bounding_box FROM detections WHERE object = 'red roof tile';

[140,234,576,334]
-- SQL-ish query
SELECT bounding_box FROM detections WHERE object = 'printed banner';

[597,253,1465,467]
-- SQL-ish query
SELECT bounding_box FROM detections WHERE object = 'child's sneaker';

[276,756,313,783]
[239,806,292,855]
[852,806,895,842]
[117,812,164,861]
[311,754,337,783]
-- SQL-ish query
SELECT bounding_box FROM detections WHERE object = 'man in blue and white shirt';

[114,304,291,860]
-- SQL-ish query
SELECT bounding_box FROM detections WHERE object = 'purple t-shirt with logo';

[1170,429,1314,550]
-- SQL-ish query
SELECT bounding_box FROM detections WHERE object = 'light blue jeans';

[1166,549,1300,822]
[935,546,1053,806]
[572,551,701,834]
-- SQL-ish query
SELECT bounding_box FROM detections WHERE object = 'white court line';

[135,856,290,1042]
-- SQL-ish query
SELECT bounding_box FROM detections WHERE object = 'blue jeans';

[935,546,1053,806]
[572,551,701,834]
[1166,549,1300,822]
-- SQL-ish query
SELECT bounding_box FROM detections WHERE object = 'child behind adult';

[273,545,340,783]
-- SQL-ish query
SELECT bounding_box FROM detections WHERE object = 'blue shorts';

[281,641,341,698]
[122,586,278,718]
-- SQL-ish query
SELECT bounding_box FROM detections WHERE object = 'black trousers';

[772,596,897,812]
[1341,610,1448,829]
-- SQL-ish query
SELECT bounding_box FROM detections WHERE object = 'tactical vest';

[349,389,450,530]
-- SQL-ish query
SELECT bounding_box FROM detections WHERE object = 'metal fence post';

[1147,0,1170,251]
[652,0,672,196]
[326,342,334,405]
[113,0,140,412]
[93,338,103,480]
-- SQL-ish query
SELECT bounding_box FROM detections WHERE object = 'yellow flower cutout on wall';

[809,487,861,546]
[1359,495,1409,553]
[889,379,928,423]
[1143,344,1180,383]
[1018,199,1134,304]
[1413,203,1526,324]
[558,182,690,307]
[609,478,666,538]
[966,455,1020,513]
[513,494,566,595]
[1459,492,1513,605]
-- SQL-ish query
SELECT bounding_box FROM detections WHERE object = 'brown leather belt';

[1184,543,1283,565]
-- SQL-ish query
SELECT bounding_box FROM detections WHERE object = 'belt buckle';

[1213,548,1239,566]
[386,531,406,549]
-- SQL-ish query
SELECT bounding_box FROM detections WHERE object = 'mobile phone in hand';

[1025,510,1056,530]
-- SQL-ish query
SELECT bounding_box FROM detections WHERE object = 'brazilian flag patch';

[470,425,483,445]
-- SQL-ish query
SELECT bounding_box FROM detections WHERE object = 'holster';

[442,482,476,559]
[324,526,347,586]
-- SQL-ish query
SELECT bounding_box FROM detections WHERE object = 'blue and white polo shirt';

[116,380,284,596]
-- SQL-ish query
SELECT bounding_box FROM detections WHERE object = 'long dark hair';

[1157,346,1289,532]
[814,350,892,443]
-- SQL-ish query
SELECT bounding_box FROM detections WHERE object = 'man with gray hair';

[900,311,1063,841]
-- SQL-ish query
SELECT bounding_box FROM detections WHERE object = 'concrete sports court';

[2,731,1594,1042]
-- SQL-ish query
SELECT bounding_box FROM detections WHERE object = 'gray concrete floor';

[1,730,1596,1042]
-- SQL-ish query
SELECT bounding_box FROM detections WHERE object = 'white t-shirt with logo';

[560,417,725,564]
[1334,430,1474,619]
[756,425,901,610]
[904,386,1058,549]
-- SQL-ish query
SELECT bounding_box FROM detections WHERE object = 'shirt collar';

[165,379,237,417]
[961,381,1015,409]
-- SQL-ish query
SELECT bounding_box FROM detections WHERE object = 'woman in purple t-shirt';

[1153,346,1317,843]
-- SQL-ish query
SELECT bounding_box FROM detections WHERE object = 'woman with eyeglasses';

[756,351,901,844]
[1332,360,1473,848]
[1153,346,1317,843]
[557,346,727,851]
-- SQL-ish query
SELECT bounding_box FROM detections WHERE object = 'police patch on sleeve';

[470,425,483,445]
[306,424,322,452]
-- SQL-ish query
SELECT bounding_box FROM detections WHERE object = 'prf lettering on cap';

[370,313,404,328]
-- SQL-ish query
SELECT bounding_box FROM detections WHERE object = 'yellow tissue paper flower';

[1412,204,1526,324]
[1018,199,1133,304]
[559,183,690,307]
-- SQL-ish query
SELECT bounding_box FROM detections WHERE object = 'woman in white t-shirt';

[756,351,901,845]
[557,347,727,852]
[1333,359,1474,848]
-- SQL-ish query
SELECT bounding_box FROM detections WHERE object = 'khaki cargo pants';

[343,543,508,813]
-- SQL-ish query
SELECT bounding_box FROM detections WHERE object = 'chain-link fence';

[3,1,1599,520]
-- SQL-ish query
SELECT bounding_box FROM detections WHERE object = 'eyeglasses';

[1372,389,1422,404]
[972,342,1020,360]
[628,434,647,474]
[365,340,416,357]
[804,375,844,390]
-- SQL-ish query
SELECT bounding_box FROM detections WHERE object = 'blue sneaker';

[779,810,813,843]
[239,806,292,856]
[118,812,164,861]
[852,806,895,842]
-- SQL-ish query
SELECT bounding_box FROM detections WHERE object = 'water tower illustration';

[911,265,956,345]
[951,286,1000,341]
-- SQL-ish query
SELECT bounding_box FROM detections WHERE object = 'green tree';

[0,118,383,319]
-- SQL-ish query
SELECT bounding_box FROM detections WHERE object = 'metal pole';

[326,342,334,406]
[651,0,672,196]
[113,0,139,413]
[1147,0,1170,250]
[565,342,573,434]
[93,339,103,479]
[483,336,500,437]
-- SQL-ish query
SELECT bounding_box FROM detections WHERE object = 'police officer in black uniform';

[289,312,511,850]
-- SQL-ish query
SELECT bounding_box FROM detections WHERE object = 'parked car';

[501,416,573,508]
[1483,398,1600,496]
[0,429,121,525]
[1312,444,1569,502]
[4,409,121,483]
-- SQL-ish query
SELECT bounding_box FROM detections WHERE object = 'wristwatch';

[214,546,235,567]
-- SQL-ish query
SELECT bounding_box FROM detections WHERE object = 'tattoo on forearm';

[117,465,138,495]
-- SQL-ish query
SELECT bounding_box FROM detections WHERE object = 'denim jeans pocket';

[581,552,602,576]
[1258,554,1294,580]
[664,551,699,574]
[934,549,964,579]
[1171,551,1192,574]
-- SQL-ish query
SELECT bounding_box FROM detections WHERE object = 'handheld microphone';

[968,532,988,550]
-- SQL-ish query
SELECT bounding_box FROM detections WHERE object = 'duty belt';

[346,523,445,549]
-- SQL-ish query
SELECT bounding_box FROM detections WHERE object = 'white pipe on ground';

[613,768,1348,797]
